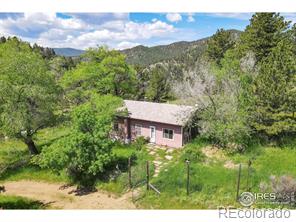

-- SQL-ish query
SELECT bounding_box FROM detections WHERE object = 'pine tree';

[206,29,235,66]
[252,38,296,137]
[240,13,290,63]
[145,66,172,102]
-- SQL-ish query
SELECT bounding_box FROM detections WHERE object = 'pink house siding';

[115,100,195,148]
[129,119,183,148]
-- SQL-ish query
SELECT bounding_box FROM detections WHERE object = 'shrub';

[260,175,296,205]
[181,144,205,163]
[38,95,122,188]
[133,136,149,151]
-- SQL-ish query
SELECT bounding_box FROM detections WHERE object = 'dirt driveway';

[2,180,136,209]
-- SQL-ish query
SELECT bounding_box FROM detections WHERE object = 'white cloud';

[166,13,182,23]
[0,13,175,49]
[208,13,253,20]
[187,13,195,22]
[117,41,140,50]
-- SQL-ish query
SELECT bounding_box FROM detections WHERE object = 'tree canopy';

[38,95,122,187]
[206,29,235,66]
[62,47,136,105]
[0,38,60,154]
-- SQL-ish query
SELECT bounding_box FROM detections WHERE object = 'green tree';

[0,36,6,43]
[199,50,252,150]
[251,38,296,138]
[38,95,122,188]
[49,56,76,80]
[62,47,136,105]
[0,38,60,155]
[145,65,173,102]
[239,13,290,63]
[206,29,235,66]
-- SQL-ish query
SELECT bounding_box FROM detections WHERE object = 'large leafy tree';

[252,38,296,137]
[199,50,252,150]
[0,38,60,154]
[206,28,235,66]
[38,95,122,188]
[239,13,290,63]
[62,47,136,105]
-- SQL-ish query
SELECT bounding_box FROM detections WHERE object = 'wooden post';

[146,161,150,190]
[128,157,132,189]
[246,160,252,191]
[236,163,242,201]
[186,160,190,196]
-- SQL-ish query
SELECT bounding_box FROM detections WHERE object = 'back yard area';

[1,124,296,209]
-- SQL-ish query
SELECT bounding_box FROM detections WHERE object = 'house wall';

[129,119,183,148]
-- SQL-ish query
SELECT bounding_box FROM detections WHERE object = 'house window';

[135,124,142,136]
[163,128,174,139]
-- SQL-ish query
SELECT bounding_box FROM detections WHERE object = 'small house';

[114,100,197,148]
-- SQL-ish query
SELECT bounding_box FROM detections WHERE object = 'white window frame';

[135,124,142,136]
[162,128,174,140]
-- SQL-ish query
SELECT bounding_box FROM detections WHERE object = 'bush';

[260,175,296,205]
[133,136,149,151]
[38,95,122,188]
[181,144,205,163]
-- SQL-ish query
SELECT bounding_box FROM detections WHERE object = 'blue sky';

[0,13,295,49]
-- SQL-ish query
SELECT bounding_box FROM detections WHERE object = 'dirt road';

[2,180,136,209]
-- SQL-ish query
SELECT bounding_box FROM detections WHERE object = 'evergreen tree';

[252,38,296,137]
[239,13,290,63]
[145,65,173,102]
[206,29,235,66]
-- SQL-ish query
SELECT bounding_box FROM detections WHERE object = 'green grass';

[0,124,71,183]
[137,138,296,209]
[0,139,28,166]
[0,195,45,209]
[98,146,154,194]
[0,165,68,183]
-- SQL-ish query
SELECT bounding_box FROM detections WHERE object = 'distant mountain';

[121,29,241,66]
[120,29,242,100]
[53,48,85,57]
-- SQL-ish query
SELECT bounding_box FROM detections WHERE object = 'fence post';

[246,160,252,192]
[236,163,242,201]
[186,160,190,196]
[128,157,132,189]
[146,161,150,190]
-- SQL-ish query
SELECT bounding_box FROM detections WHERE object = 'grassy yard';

[0,124,71,184]
[98,143,154,194]
[1,124,296,209]
[137,138,296,209]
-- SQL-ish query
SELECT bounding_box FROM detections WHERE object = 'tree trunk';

[24,136,39,155]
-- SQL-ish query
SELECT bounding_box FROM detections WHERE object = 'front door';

[150,126,156,143]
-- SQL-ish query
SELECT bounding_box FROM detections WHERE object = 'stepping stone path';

[146,143,174,177]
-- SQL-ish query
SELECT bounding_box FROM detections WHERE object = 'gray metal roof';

[123,100,195,126]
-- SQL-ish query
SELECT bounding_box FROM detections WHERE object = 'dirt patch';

[223,160,239,169]
[202,146,226,160]
[1,180,136,209]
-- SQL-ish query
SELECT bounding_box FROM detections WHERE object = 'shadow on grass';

[0,195,47,209]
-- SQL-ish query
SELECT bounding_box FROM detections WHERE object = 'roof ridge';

[123,100,193,108]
